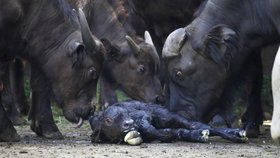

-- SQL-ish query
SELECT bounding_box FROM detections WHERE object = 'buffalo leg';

[153,110,247,142]
[0,80,20,142]
[2,61,26,125]
[29,66,63,139]
[158,128,209,143]
[208,128,248,143]
[10,58,30,115]
[135,112,175,142]
[241,52,263,138]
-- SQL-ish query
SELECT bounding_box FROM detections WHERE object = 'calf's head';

[89,105,135,143]
[102,31,163,104]
[163,25,239,121]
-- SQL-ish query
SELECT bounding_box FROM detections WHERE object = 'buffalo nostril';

[123,119,134,129]
[155,95,165,104]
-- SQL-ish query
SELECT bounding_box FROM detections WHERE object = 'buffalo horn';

[144,31,155,46]
[126,35,140,55]
[75,117,84,128]
[78,8,101,53]
[144,31,160,71]
[162,28,187,58]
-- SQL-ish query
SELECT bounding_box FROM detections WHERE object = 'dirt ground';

[0,120,279,158]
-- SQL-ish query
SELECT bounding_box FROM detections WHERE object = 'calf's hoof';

[124,131,143,145]
[31,120,63,140]
[201,129,210,142]
[0,127,20,142]
[222,129,248,143]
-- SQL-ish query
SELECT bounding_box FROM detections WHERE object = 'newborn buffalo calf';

[89,100,247,144]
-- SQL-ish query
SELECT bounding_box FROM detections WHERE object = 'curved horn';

[144,31,154,46]
[126,35,140,56]
[144,31,160,71]
[78,8,101,53]
[162,28,187,58]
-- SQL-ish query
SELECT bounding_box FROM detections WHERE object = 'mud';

[0,120,279,158]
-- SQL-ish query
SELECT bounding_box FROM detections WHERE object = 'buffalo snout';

[122,119,134,132]
[154,95,165,105]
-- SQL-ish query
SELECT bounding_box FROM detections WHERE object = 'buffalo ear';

[203,25,239,67]
[68,42,86,68]
[89,115,102,143]
[101,38,123,62]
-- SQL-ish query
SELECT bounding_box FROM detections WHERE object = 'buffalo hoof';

[201,129,210,141]
[31,120,63,140]
[19,104,30,116]
[218,128,248,143]
[10,115,27,126]
[0,127,20,142]
[243,123,260,138]
[124,130,143,145]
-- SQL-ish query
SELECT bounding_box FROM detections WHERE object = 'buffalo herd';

[0,0,279,144]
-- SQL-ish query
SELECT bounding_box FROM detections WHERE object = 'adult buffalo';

[0,0,104,141]
[83,0,163,107]
[272,45,280,143]
[126,0,204,50]
[163,0,280,138]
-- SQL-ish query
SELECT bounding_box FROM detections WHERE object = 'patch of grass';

[262,75,273,110]
[51,105,66,125]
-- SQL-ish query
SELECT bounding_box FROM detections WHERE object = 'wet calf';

[89,100,248,145]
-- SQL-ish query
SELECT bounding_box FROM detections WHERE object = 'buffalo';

[163,0,280,138]
[272,46,280,143]
[83,0,163,107]
[0,0,104,141]
[89,100,247,144]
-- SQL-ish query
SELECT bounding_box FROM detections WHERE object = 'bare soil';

[0,120,279,158]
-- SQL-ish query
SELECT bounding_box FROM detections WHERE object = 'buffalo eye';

[137,65,145,74]
[105,118,113,126]
[175,70,183,80]
[88,67,97,79]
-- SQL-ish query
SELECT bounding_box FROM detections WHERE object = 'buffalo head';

[162,25,239,122]
[101,31,163,104]
[46,9,104,125]
[89,106,135,143]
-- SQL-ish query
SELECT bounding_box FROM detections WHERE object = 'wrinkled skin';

[163,26,233,121]
[163,0,280,138]
[89,100,248,144]
[0,0,104,141]
[84,0,163,108]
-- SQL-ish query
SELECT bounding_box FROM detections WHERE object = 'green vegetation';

[262,75,273,110]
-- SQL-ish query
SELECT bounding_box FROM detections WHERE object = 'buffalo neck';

[84,0,127,45]
[191,0,280,50]
[20,0,78,65]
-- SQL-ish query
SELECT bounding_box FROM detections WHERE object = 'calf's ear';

[89,115,102,143]
[101,38,123,62]
[203,25,239,68]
